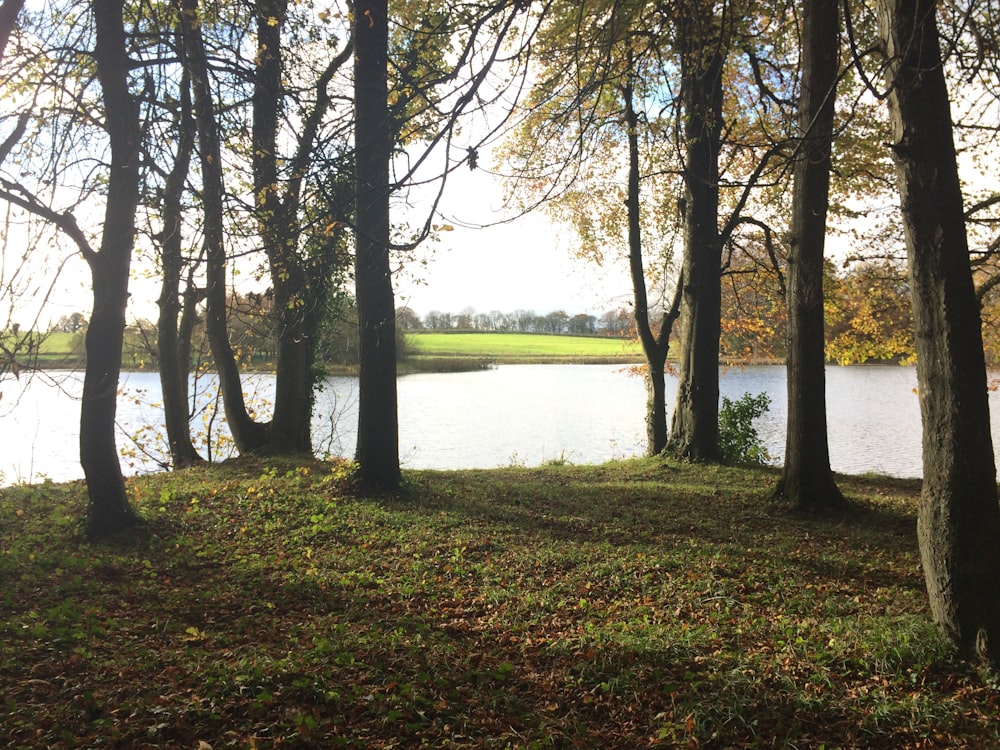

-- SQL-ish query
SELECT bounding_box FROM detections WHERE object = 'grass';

[0,331,84,368]
[404,331,644,364]
[2,457,998,748]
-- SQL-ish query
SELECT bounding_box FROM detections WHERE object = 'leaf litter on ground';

[1,456,998,748]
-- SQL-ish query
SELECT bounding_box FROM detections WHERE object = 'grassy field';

[1,330,81,354]
[37,332,81,353]
[404,331,644,365]
[2,456,998,748]
[0,330,84,368]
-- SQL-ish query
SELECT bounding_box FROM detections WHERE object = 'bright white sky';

[394,161,634,319]
[395,215,634,319]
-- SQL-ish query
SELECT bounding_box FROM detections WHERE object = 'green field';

[405,331,643,364]
[0,330,84,368]
[38,332,81,354]
[0,331,79,354]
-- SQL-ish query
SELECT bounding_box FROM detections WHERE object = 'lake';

[0,363,980,485]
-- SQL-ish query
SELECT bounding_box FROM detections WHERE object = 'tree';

[0,0,147,534]
[54,313,87,333]
[80,0,143,536]
[718,248,787,361]
[178,0,272,453]
[396,306,423,330]
[500,0,686,456]
[774,0,846,511]
[353,0,400,489]
[568,313,596,335]
[252,0,353,453]
[152,17,203,469]
[351,0,541,486]
[879,0,1000,664]
[0,0,24,63]
[666,2,729,462]
[624,68,679,454]
[175,0,355,458]
[825,260,914,364]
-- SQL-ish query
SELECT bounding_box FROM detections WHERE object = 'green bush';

[718,391,772,466]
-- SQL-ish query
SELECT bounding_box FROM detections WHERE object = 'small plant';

[542,451,571,467]
[718,391,771,466]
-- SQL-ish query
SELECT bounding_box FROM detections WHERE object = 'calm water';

[0,363,971,485]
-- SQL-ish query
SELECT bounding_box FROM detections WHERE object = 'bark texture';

[667,6,725,462]
[81,0,141,536]
[775,0,846,511]
[354,0,400,489]
[880,0,1000,664]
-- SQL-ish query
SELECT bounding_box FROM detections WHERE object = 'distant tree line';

[48,247,1000,373]
[394,257,966,366]
[79,254,995,371]
[397,306,632,336]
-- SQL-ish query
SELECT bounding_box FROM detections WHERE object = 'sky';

[394,212,634,319]
[391,155,635,321]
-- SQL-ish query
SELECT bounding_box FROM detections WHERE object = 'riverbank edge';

[21,353,802,376]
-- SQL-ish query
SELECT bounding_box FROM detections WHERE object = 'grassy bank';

[2,457,997,748]
[404,331,644,366]
[0,331,85,369]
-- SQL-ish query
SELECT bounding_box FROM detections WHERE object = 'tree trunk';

[253,0,323,454]
[354,0,400,489]
[0,0,25,61]
[667,7,725,462]
[623,75,676,455]
[156,56,202,469]
[269,293,315,452]
[775,0,846,511]
[879,0,1000,665]
[179,0,270,453]
[81,0,140,537]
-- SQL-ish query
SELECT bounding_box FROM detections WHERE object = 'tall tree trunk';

[252,0,308,452]
[252,0,345,454]
[156,54,202,469]
[179,0,270,452]
[879,0,1000,665]
[667,7,725,462]
[775,0,846,511]
[0,0,24,61]
[623,75,677,455]
[354,0,400,489]
[81,0,140,537]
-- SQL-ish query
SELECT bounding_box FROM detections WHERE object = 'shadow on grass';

[6,456,992,750]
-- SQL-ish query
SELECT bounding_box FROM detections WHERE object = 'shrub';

[718,391,772,466]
